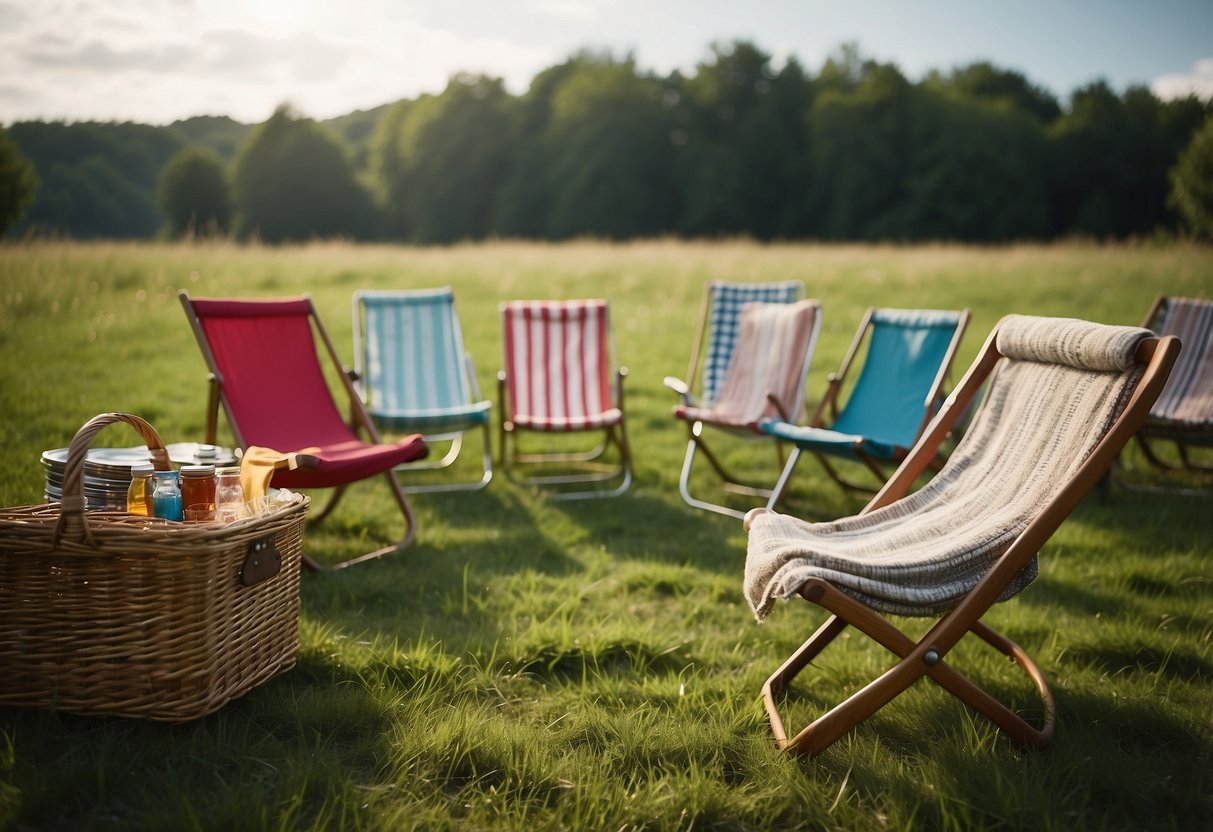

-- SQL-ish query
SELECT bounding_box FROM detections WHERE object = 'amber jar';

[179,464,216,521]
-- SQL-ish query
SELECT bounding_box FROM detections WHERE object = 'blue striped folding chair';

[759,308,969,506]
[353,288,492,492]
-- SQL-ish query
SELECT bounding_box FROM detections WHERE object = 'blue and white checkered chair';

[353,288,493,492]
[664,281,812,517]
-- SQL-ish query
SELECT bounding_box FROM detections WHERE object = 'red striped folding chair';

[180,292,428,570]
[498,299,632,498]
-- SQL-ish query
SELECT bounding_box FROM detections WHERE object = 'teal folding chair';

[761,308,969,504]
[353,288,492,492]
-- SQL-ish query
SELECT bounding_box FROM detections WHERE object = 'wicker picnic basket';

[0,412,309,722]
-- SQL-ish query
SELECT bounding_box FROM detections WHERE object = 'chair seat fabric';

[1145,297,1212,430]
[745,316,1153,620]
[511,408,623,431]
[370,400,492,433]
[757,420,900,461]
[269,436,428,490]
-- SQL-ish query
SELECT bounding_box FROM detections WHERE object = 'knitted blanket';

[744,315,1152,620]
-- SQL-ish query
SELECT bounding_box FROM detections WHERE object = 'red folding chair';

[180,292,428,570]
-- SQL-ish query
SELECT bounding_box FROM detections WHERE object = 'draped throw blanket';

[676,300,820,429]
[745,315,1152,620]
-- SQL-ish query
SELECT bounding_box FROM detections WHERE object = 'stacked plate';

[42,443,237,510]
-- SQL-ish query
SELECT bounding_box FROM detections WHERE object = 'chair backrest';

[182,296,355,451]
[501,300,615,425]
[699,281,804,408]
[844,316,1171,615]
[1147,296,1212,426]
[831,309,967,446]
[708,300,821,424]
[354,288,472,415]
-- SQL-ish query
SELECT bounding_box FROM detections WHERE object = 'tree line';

[3,42,1212,243]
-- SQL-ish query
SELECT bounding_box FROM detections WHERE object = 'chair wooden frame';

[764,308,969,504]
[180,291,424,571]
[352,288,493,493]
[746,323,1180,758]
[497,300,632,500]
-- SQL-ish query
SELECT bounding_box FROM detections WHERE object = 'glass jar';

[152,470,183,521]
[214,466,244,524]
[180,464,216,521]
[126,461,154,516]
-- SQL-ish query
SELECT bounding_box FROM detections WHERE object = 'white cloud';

[0,0,553,124]
[1151,58,1213,102]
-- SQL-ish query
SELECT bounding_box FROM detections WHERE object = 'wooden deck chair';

[743,314,1179,757]
[759,308,970,504]
[1120,295,1212,491]
[180,292,428,571]
[353,288,492,492]
[672,299,823,518]
[498,299,632,499]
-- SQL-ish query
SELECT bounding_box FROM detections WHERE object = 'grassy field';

[0,240,1210,831]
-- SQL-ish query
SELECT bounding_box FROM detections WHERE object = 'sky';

[1,0,1211,126]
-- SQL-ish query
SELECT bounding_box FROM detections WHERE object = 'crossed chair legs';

[746,509,1056,758]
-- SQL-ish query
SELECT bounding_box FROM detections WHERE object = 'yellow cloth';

[239,445,318,501]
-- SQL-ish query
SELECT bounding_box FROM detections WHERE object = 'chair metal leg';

[678,422,781,518]
[399,424,494,494]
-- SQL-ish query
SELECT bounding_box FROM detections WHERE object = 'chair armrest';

[663,375,695,406]
[616,367,628,409]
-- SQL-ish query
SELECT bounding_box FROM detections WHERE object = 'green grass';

[0,240,1211,831]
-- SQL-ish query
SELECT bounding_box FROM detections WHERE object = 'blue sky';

[1,0,1210,125]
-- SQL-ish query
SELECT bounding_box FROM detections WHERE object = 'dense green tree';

[366,99,416,239]
[494,57,586,238]
[231,104,377,242]
[7,121,182,237]
[1047,83,1209,238]
[675,41,814,238]
[0,127,38,237]
[169,116,252,163]
[157,148,231,238]
[541,55,678,239]
[372,75,515,243]
[808,59,914,239]
[929,62,1061,124]
[901,91,1050,241]
[1169,113,1213,239]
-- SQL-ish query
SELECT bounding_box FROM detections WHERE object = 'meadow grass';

[0,239,1210,831]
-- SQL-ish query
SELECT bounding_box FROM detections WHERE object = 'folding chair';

[759,308,970,504]
[744,314,1179,757]
[498,299,632,499]
[353,288,492,492]
[671,299,823,518]
[180,292,428,570]
[1121,295,1212,492]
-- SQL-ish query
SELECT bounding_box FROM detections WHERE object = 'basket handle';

[53,412,173,547]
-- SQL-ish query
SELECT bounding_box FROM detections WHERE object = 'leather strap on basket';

[53,412,173,548]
